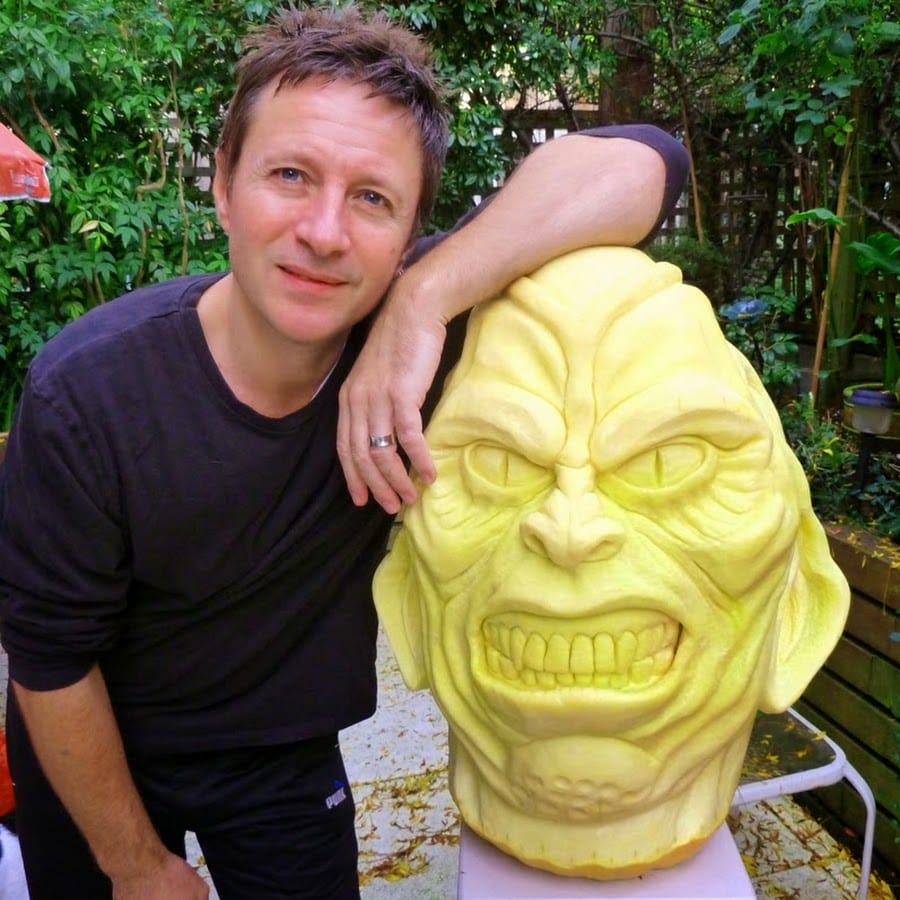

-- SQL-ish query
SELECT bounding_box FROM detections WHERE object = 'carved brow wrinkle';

[462,415,547,461]
[599,406,760,461]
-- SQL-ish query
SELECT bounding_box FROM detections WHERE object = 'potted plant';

[841,231,900,438]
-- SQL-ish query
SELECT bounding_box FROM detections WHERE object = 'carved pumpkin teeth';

[481,615,680,689]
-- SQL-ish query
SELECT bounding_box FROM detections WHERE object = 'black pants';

[6,692,360,900]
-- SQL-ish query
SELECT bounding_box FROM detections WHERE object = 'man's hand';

[113,853,209,900]
[337,284,447,514]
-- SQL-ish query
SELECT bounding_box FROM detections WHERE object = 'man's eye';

[276,168,303,182]
[360,190,387,207]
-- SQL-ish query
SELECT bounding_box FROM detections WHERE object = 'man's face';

[212,77,423,350]
[375,248,848,877]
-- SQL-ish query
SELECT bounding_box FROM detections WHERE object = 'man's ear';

[212,148,231,235]
[759,511,850,711]
[373,530,429,690]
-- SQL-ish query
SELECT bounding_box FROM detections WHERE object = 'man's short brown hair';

[218,4,449,234]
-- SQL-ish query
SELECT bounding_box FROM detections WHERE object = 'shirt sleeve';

[0,372,130,691]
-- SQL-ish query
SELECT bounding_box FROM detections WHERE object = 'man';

[0,5,687,899]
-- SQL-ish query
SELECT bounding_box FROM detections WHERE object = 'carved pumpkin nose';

[521,465,625,567]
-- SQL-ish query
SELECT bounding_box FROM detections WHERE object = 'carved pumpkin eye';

[613,441,708,492]
[462,443,553,503]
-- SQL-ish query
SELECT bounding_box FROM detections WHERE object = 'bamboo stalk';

[810,111,858,406]
[679,95,704,244]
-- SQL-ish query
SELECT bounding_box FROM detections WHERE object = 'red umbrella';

[0,126,51,202]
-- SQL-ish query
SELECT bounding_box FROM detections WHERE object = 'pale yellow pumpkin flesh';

[374,247,849,878]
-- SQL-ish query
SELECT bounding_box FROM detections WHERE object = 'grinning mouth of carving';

[481,610,681,690]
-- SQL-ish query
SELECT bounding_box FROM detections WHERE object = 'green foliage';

[848,232,900,393]
[718,0,897,147]
[0,0,268,428]
[649,235,732,305]
[851,231,900,279]
[719,286,801,398]
[0,0,624,428]
[378,0,618,229]
[857,451,900,541]
[780,395,858,519]
[780,395,900,541]
[646,1,751,121]
[783,207,869,382]
[715,0,899,422]
[0,290,82,429]
[785,208,846,229]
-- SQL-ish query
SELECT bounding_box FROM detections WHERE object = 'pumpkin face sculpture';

[374,247,849,879]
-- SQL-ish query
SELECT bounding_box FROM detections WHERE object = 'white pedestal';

[457,823,755,900]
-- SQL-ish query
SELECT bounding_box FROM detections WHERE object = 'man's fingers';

[391,398,433,485]
[337,389,372,507]
[395,422,435,486]
[337,463,369,507]
[342,410,409,514]
[336,326,440,513]
[352,431,409,514]
[336,444,369,507]
[369,400,432,507]
[366,445,415,513]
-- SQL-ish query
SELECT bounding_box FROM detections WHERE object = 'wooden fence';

[797,524,900,872]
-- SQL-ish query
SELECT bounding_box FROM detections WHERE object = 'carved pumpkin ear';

[373,530,429,690]
[760,511,850,711]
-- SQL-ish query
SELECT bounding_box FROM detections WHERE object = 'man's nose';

[520,464,625,568]
[294,189,351,257]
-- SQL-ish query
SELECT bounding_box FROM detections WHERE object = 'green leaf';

[820,78,855,98]
[829,30,854,57]
[871,22,900,41]
[794,121,814,144]
[796,110,825,125]
[830,335,878,349]
[717,23,742,46]
[786,208,846,227]
[849,234,900,277]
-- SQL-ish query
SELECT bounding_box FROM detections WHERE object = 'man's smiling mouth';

[278,263,345,286]
[481,610,680,690]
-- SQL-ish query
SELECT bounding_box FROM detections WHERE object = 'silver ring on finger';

[368,433,395,449]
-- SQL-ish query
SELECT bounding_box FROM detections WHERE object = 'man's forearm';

[13,666,169,880]
[401,134,669,324]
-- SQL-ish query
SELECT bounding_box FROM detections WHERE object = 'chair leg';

[842,762,876,900]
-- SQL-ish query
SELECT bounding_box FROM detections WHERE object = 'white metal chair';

[732,706,877,900]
